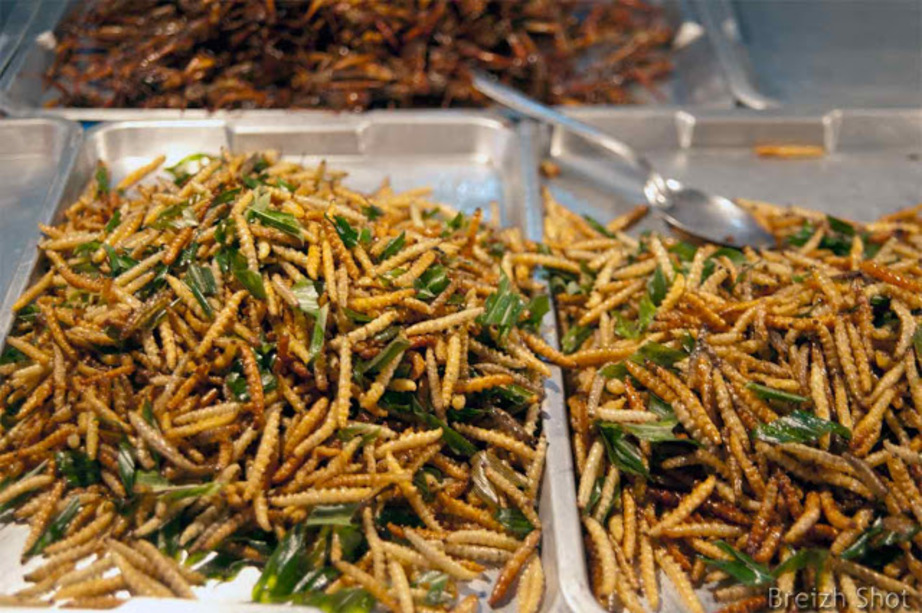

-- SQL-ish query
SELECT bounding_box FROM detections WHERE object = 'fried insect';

[46,1,673,111]
[0,153,550,609]
[537,195,922,611]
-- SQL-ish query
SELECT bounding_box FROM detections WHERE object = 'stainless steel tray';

[0,111,567,612]
[695,0,922,109]
[0,0,733,122]
[0,117,81,333]
[531,106,922,613]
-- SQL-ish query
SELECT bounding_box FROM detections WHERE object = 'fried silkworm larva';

[488,528,540,606]
[244,405,281,500]
[388,559,414,613]
[648,475,716,537]
[515,554,544,613]
[654,546,706,613]
[404,529,479,581]
[583,516,616,598]
[111,552,172,598]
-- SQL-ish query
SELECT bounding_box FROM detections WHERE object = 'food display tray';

[694,0,922,109]
[0,110,570,612]
[2,108,920,612]
[530,106,922,613]
[0,0,734,122]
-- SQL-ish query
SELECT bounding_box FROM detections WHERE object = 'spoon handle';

[471,70,655,177]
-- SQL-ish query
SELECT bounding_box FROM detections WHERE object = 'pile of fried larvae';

[536,192,922,613]
[0,152,556,612]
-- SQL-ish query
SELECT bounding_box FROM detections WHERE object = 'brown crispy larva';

[541,198,922,611]
[244,405,280,501]
[489,528,541,606]
[0,153,558,610]
[112,552,172,598]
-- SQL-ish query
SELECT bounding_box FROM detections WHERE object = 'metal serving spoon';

[471,71,775,248]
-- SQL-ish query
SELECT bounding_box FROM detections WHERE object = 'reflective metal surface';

[0,117,81,336]
[696,0,922,109]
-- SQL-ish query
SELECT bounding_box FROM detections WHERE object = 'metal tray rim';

[79,109,515,136]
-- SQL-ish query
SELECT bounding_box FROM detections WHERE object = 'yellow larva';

[375,238,442,275]
[54,575,126,602]
[337,311,401,346]
[506,337,552,378]
[515,554,544,613]
[25,540,98,583]
[526,434,548,501]
[0,474,54,509]
[196,290,247,357]
[446,529,521,552]
[404,529,480,581]
[452,424,535,462]
[650,364,721,446]
[444,543,511,563]
[54,557,114,591]
[244,405,281,500]
[3,336,50,365]
[783,491,822,543]
[485,466,540,527]
[393,250,437,287]
[231,193,259,272]
[656,273,686,316]
[886,454,922,524]
[334,338,352,428]
[648,475,717,537]
[405,308,484,337]
[509,253,581,274]
[22,482,65,555]
[577,280,645,326]
[440,333,463,411]
[111,552,173,598]
[269,487,373,508]
[362,508,385,583]
[388,560,414,613]
[654,547,706,613]
[583,516,616,598]
[489,529,541,606]
[134,540,199,597]
[639,528,658,610]
[374,429,443,459]
[115,250,164,288]
[360,348,406,410]
[425,347,444,416]
[577,441,604,509]
[621,487,637,561]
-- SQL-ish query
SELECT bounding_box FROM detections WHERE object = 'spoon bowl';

[663,185,776,248]
[472,71,775,248]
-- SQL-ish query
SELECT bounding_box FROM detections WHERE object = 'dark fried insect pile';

[46,0,673,110]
